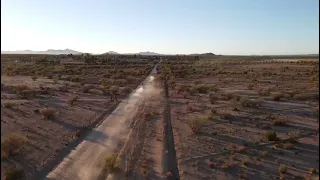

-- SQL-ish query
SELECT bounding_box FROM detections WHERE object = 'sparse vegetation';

[265,131,277,141]
[103,153,120,173]
[40,108,56,119]
[4,166,25,180]
[68,95,79,106]
[1,134,27,158]
[1,54,318,179]
[3,102,16,109]
[309,168,317,174]
[189,116,208,133]
[279,164,288,174]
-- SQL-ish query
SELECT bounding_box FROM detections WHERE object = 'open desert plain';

[1,54,319,180]
[159,56,319,180]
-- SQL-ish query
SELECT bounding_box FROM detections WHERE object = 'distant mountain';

[189,52,216,56]
[101,51,119,55]
[1,49,82,55]
[137,51,162,56]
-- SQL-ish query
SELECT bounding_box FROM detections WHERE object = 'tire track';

[163,79,180,180]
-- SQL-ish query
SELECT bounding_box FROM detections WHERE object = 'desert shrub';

[274,143,283,148]
[309,168,317,174]
[247,84,254,90]
[4,166,25,180]
[47,74,53,79]
[211,86,219,92]
[261,151,268,157]
[258,88,271,96]
[241,159,249,166]
[82,84,94,93]
[70,76,80,82]
[109,85,119,94]
[68,96,79,106]
[279,164,287,173]
[272,93,284,101]
[176,85,188,93]
[222,92,235,100]
[58,85,68,92]
[196,85,211,94]
[18,90,34,99]
[31,76,37,81]
[264,131,277,141]
[240,96,261,107]
[89,89,103,95]
[40,108,56,119]
[209,93,218,104]
[189,116,208,133]
[273,118,288,126]
[13,85,29,94]
[99,78,114,86]
[3,102,16,109]
[103,153,120,173]
[121,86,132,94]
[294,93,319,101]
[1,134,27,157]
[237,146,246,153]
[219,111,232,120]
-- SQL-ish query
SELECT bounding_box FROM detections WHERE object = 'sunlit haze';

[1,0,319,55]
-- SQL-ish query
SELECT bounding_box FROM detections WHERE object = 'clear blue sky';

[1,0,319,55]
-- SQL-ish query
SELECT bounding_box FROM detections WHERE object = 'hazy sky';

[1,0,319,55]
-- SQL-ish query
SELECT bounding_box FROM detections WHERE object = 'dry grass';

[1,134,27,158]
[237,146,246,153]
[240,96,262,108]
[264,131,277,141]
[3,102,16,109]
[189,116,208,133]
[279,164,288,174]
[308,168,317,174]
[40,108,56,119]
[4,166,25,180]
[103,153,120,173]
[273,118,289,126]
[272,92,284,101]
[68,95,79,106]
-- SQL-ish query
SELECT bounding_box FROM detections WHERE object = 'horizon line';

[1,49,319,57]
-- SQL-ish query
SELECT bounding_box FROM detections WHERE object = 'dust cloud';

[76,65,161,180]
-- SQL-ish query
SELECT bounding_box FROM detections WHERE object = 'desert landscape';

[159,56,319,180]
[1,54,319,180]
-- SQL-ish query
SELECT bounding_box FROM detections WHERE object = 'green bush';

[264,131,277,141]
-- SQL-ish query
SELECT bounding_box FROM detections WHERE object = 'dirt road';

[44,63,160,180]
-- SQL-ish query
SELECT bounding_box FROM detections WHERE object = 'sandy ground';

[0,68,149,179]
[163,60,319,180]
[1,57,318,180]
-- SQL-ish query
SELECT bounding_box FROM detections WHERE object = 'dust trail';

[45,63,160,180]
